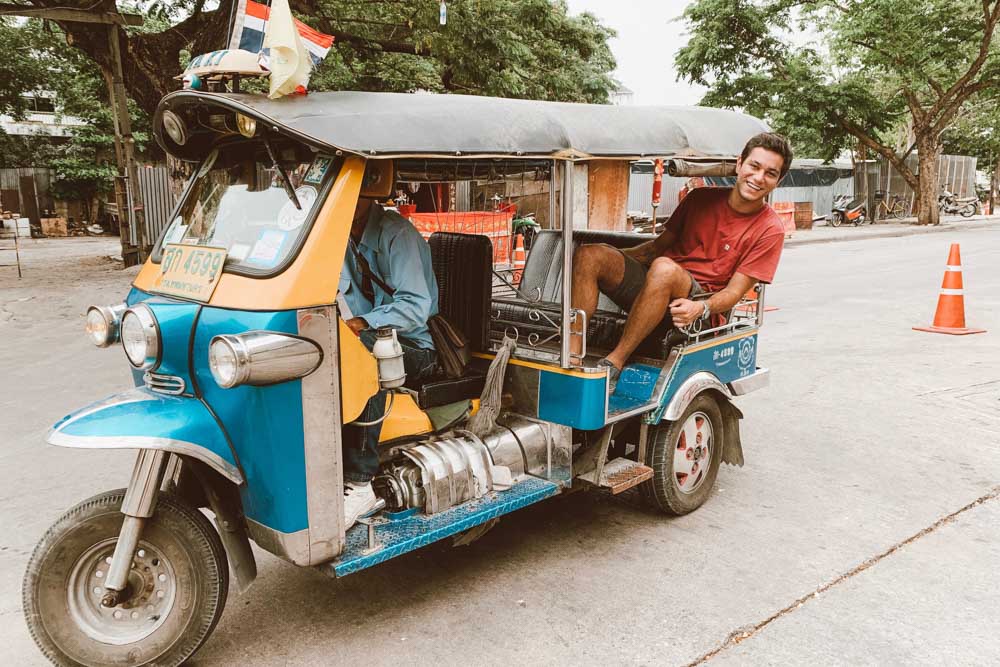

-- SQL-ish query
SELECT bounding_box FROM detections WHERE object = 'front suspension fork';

[101,449,169,607]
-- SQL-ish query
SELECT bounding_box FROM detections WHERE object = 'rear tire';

[641,393,726,515]
[23,490,228,667]
[960,203,977,218]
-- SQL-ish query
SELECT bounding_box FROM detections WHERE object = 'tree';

[0,18,149,220]
[942,95,1000,211]
[676,0,1000,225]
[17,0,617,117]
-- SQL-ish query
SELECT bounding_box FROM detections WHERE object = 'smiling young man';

[570,132,792,386]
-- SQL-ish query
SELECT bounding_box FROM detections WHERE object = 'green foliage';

[1,20,149,202]
[677,0,1000,159]
[304,0,617,102]
[0,17,49,119]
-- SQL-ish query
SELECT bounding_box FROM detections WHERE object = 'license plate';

[152,244,228,302]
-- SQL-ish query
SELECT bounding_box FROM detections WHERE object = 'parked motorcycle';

[828,194,868,227]
[938,189,980,218]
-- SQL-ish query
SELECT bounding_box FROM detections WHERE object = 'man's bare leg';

[569,244,626,362]
[604,257,691,370]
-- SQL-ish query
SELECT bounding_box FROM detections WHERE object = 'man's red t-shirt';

[662,187,785,292]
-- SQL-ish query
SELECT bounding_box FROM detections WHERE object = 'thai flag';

[228,0,334,66]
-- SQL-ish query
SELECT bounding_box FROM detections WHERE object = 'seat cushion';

[498,229,687,358]
[429,232,493,352]
[493,298,682,358]
[415,369,487,409]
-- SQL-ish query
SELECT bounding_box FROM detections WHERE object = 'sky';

[565,0,707,106]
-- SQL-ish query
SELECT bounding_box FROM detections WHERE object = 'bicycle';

[875,191,908,220]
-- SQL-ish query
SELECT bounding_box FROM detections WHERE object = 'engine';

[373,416,555,514]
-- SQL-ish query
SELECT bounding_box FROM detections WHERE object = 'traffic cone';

[913,243,986,335]
[734,287,778,315]
[512,234,526,286]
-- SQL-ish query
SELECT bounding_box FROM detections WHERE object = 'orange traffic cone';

[913,243,986,335]
[512,234,526,286]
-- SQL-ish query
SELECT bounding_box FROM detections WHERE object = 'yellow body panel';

[134,156,365,310]
[378,392,433,442]
[338,319,380,423]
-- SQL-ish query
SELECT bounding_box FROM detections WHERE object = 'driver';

[338,190,439,529]
[570,133,792,387]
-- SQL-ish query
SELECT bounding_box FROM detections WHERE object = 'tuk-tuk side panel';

[193,307,309,535]
[649,331,759,424]
[338,318,380,423]
[498,356,607,430]
[330,475,559,577]
[131,156,365,312]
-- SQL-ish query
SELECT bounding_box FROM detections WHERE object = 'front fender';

[48,388,243,485]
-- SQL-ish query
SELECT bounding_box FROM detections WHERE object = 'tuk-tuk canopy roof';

[156,90,769,162]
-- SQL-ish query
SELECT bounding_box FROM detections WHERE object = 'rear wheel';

[960,202,977,218]
[642,393,726,515]
[23,490,228,667]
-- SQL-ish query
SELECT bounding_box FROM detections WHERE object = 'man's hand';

[669,298,704,328]
[345,317,369,335]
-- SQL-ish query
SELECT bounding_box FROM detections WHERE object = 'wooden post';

[107,24,147,265]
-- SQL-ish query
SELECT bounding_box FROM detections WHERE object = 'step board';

[578,457,653,494]
[326,475,559,578]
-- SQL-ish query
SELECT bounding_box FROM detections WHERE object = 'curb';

[785,217,1000,248]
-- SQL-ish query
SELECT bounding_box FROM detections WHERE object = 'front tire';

[830,212,842,227]
[23,489,228,667]
[642,393,726,515]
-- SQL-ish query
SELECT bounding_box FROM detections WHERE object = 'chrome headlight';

[120,304,161,370]
[209,332,322,389]
[162,110,188,145]
[85,303,126,347]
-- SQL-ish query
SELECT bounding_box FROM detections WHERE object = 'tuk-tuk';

[23,89,772,666]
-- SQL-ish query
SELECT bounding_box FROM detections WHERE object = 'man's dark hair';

[740,132,793,179]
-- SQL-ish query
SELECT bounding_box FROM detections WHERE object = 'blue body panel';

[105,289,312,535]
[537,371,606,429]
[191,306,309,534]
[333,475,559,577]
[608,363,660,414]
[651,333,759,423]
[50,388,240,482]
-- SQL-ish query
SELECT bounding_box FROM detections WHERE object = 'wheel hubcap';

[673,412,712,494]
[67,539,177,645]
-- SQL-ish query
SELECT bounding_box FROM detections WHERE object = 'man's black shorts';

[605,248,705,312]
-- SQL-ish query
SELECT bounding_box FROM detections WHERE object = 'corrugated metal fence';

[136,164,178,246]
[0,167,55,215]
[628,173,853,219]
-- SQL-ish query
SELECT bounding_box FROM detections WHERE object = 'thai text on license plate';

[152,244,228,302]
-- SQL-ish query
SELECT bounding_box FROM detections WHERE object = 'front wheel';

[23,490,229,667]
[829,212,843,227]
[641,393,727,515]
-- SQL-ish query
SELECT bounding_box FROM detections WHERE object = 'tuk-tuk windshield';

[156,146,334,273]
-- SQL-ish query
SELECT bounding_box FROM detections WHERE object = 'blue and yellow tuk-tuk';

[24,90,772,666]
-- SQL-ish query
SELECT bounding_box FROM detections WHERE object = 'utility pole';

[0,4,147,265]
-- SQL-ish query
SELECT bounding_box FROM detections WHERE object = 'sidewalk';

[785,214,1000,247]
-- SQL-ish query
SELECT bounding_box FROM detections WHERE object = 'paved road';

[1,229,998,666]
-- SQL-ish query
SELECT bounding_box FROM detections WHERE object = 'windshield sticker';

[165,220,187,244]
[247,229,288,266]
[228,243,251,262]
[277,186,319,230]
[304,156,332,184]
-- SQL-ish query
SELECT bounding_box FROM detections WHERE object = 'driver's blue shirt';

[339,204,438,349]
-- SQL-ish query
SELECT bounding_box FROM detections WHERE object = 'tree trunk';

[915,137,941,226]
